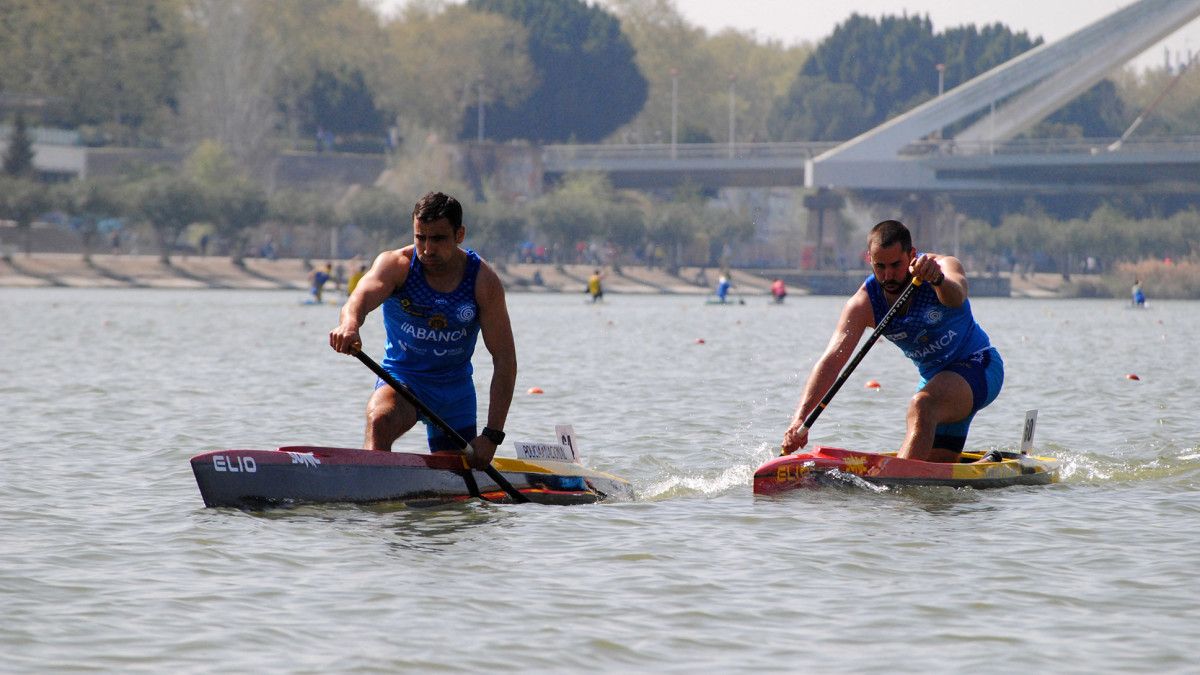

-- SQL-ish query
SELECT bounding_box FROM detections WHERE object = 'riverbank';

[0,252,1065,297]
[0,253,767,295]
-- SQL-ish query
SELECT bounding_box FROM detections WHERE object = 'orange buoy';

[1125,374,1140,381]
[528,386,545,394]
[695,338,706,344]
[865,380,881,389]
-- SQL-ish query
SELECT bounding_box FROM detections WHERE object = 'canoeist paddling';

[782,219,1004,463]
[328,191,516,470]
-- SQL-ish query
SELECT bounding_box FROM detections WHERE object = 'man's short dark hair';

[869,219,912,252]
[413,191,463,230]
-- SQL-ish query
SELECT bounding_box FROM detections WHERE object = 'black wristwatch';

[481,426,506,445]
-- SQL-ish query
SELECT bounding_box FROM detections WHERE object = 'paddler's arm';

[781,288,872,453]
[329,249,410,354]
[912,253,967,308]
[469,262,517,469]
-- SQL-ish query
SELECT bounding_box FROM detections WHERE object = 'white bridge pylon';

[808,0,1200,189]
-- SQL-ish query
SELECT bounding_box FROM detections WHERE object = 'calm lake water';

[3,287,1198,672]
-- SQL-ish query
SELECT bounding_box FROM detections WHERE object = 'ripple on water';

[5,291,1200,671]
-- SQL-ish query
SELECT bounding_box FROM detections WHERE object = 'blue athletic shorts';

[376,372,477,452]
[918,347,1004,452]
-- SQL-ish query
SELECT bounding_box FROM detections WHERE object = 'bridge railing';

[903,135,1200,157]
[544,137,1200,164]
[542,141,839,165]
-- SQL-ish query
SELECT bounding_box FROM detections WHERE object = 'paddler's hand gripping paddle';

[349,347,529,503]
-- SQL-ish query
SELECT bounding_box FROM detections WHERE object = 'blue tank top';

[382,249,482,381]
[864,275,992,380]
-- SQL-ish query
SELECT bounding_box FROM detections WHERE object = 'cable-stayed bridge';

[545,0,1200,196]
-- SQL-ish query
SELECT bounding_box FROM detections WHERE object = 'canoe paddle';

[782,276,922,455]
[350,348,529,504]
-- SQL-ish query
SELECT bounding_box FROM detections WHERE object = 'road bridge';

[544,0,1200,196]
[542,141,834,189]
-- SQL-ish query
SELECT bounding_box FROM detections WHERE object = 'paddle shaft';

[352,349,529,504]
[795,278,922,437]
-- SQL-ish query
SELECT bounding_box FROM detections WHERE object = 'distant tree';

[1034,79,1127,138]
[132,173,210,265]
[679,122,714,144]
[606,0,810,145]
[1112,66,1200,137]
[700,204,754,267]
[210,179,268,265]
[0,175,50,255]
[469,195,529,264]
[3,113,36,177]
[309,70,387,138]
[372,5,534,139]
[769,77,870,141]
[182,140,266,263]
[770,14,1039,141]
[601,199,646,269]
[341,187,410,252]
[60,178,126,262]
[0,0,185,139]
[531,174,606,263]
[646,199,699,274]
[257,0,389,143]
[268,188,337,261]
[180,0,280,171]
[466,0,648,142]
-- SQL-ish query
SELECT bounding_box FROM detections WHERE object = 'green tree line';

[5,0,1200,284]
[1,139,749,275]
[3,0,1185,151]
[960,206,1200,283]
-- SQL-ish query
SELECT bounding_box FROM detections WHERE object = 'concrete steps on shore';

[0,253,1040,297]
[0,254,774,295]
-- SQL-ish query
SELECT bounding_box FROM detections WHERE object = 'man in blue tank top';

[781,219,1003,462]
[328,192,516,468]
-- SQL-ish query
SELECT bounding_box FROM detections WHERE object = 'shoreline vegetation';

[7,251,1192,299]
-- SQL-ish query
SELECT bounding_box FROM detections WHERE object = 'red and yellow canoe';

[753,446,1060,494]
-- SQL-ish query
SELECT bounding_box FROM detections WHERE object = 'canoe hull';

[753,446,1060,495]
[191,446,633,508]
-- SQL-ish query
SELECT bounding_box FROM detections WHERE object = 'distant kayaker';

[1132,278,1146,307]
[771,278,787,304]
[716,274,731,303]
[309,262,333,303]
[328,191,516,468]
[587,269,604,303]
[346,262,367,295]
[782,219,1003,463]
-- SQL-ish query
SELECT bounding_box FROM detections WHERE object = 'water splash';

[640,463,754,500]
[1050,443,1200,484]
[633,440,778,500]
